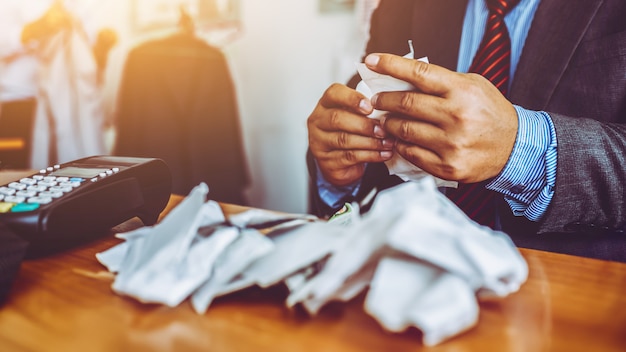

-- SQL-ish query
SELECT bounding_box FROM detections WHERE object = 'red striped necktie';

[447,0,520,228]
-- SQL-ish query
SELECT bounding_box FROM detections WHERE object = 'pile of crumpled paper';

[97,177,527,346]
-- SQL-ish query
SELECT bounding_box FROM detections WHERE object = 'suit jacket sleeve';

[538,116,626,233]
[505,0,626,235]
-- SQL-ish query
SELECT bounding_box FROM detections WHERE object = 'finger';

[315,131,395,152]
[394,140,450,179]
[311,108,386,138]
[316,148,394,187]
[365,53,458,97]
[382,115,446,150]
[319,83,373,115]
[372,91,448,127]
[319,149,394,168]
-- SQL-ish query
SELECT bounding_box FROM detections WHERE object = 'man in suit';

[307,0,626,261]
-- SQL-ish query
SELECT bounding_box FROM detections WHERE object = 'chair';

[0,100,35,169]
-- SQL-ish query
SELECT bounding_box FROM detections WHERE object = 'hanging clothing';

[0,0,102,168]
[114,33,249,204]
[30,20,106,168]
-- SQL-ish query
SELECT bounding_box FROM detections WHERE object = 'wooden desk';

[0,170,32,184]
[1,195,625,352]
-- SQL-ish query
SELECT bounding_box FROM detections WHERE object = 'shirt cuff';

[487,106,557,221]
[316,161,361,209]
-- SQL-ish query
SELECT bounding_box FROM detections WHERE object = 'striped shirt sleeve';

[316,161,361,209]
[486,105,557,221]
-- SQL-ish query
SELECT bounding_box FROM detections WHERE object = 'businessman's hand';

[307,83,395,186]
[365,53,519,183]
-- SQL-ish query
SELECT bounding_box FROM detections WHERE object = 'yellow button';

[0,202,15,213]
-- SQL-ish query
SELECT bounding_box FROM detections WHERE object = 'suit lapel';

[409,0,468,71]
[510,0,605,109]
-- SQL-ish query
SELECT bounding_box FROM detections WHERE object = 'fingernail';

[359,99,372,113]
[382,138,394,148]
[371,94,378,106]
[373,125,386,138]
[380,151,393,159]
[379,114,386,126]
[365,54,380,67]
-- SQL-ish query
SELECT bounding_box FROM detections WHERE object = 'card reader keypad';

[0,164,120,213]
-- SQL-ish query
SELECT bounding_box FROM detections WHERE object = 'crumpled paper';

[97,178,527,346]
[356,42,458,188]
[284,177,526,345]
[97,183,276,312]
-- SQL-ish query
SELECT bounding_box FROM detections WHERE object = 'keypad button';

[0,203,14,213]
[43,176,57,182]
[38,181,57,188]
[39,191,63,198]
[28,197,53,205]
[33,175,45,181]
[27,185,48,192]
[0,187,17,196]
[19,178,38,186]
[11,203,40,212]
[8,182,27,191]
[16,190,37,198]
[59,181,81,188]
[56,177,69,182]
[49,186,72,193]
[4,196,26,203]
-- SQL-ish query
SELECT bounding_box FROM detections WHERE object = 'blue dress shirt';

[318,0,557,222]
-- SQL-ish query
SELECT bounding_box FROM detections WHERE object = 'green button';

[11,203,40,213]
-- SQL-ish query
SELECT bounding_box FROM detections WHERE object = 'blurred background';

[0,0,380,214]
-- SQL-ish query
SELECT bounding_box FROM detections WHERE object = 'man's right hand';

[307,83,395,187]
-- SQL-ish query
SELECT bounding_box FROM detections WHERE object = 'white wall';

[99,0,368,214]
[225,0,365,213]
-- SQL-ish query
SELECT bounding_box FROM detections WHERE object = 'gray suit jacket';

[308,0,626,260]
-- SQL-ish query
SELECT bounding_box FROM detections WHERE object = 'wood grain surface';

[1,194,625,351]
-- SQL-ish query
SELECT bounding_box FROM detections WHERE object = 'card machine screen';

[49,167,113,179]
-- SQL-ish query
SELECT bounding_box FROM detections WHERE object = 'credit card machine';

[0,156,172,257]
